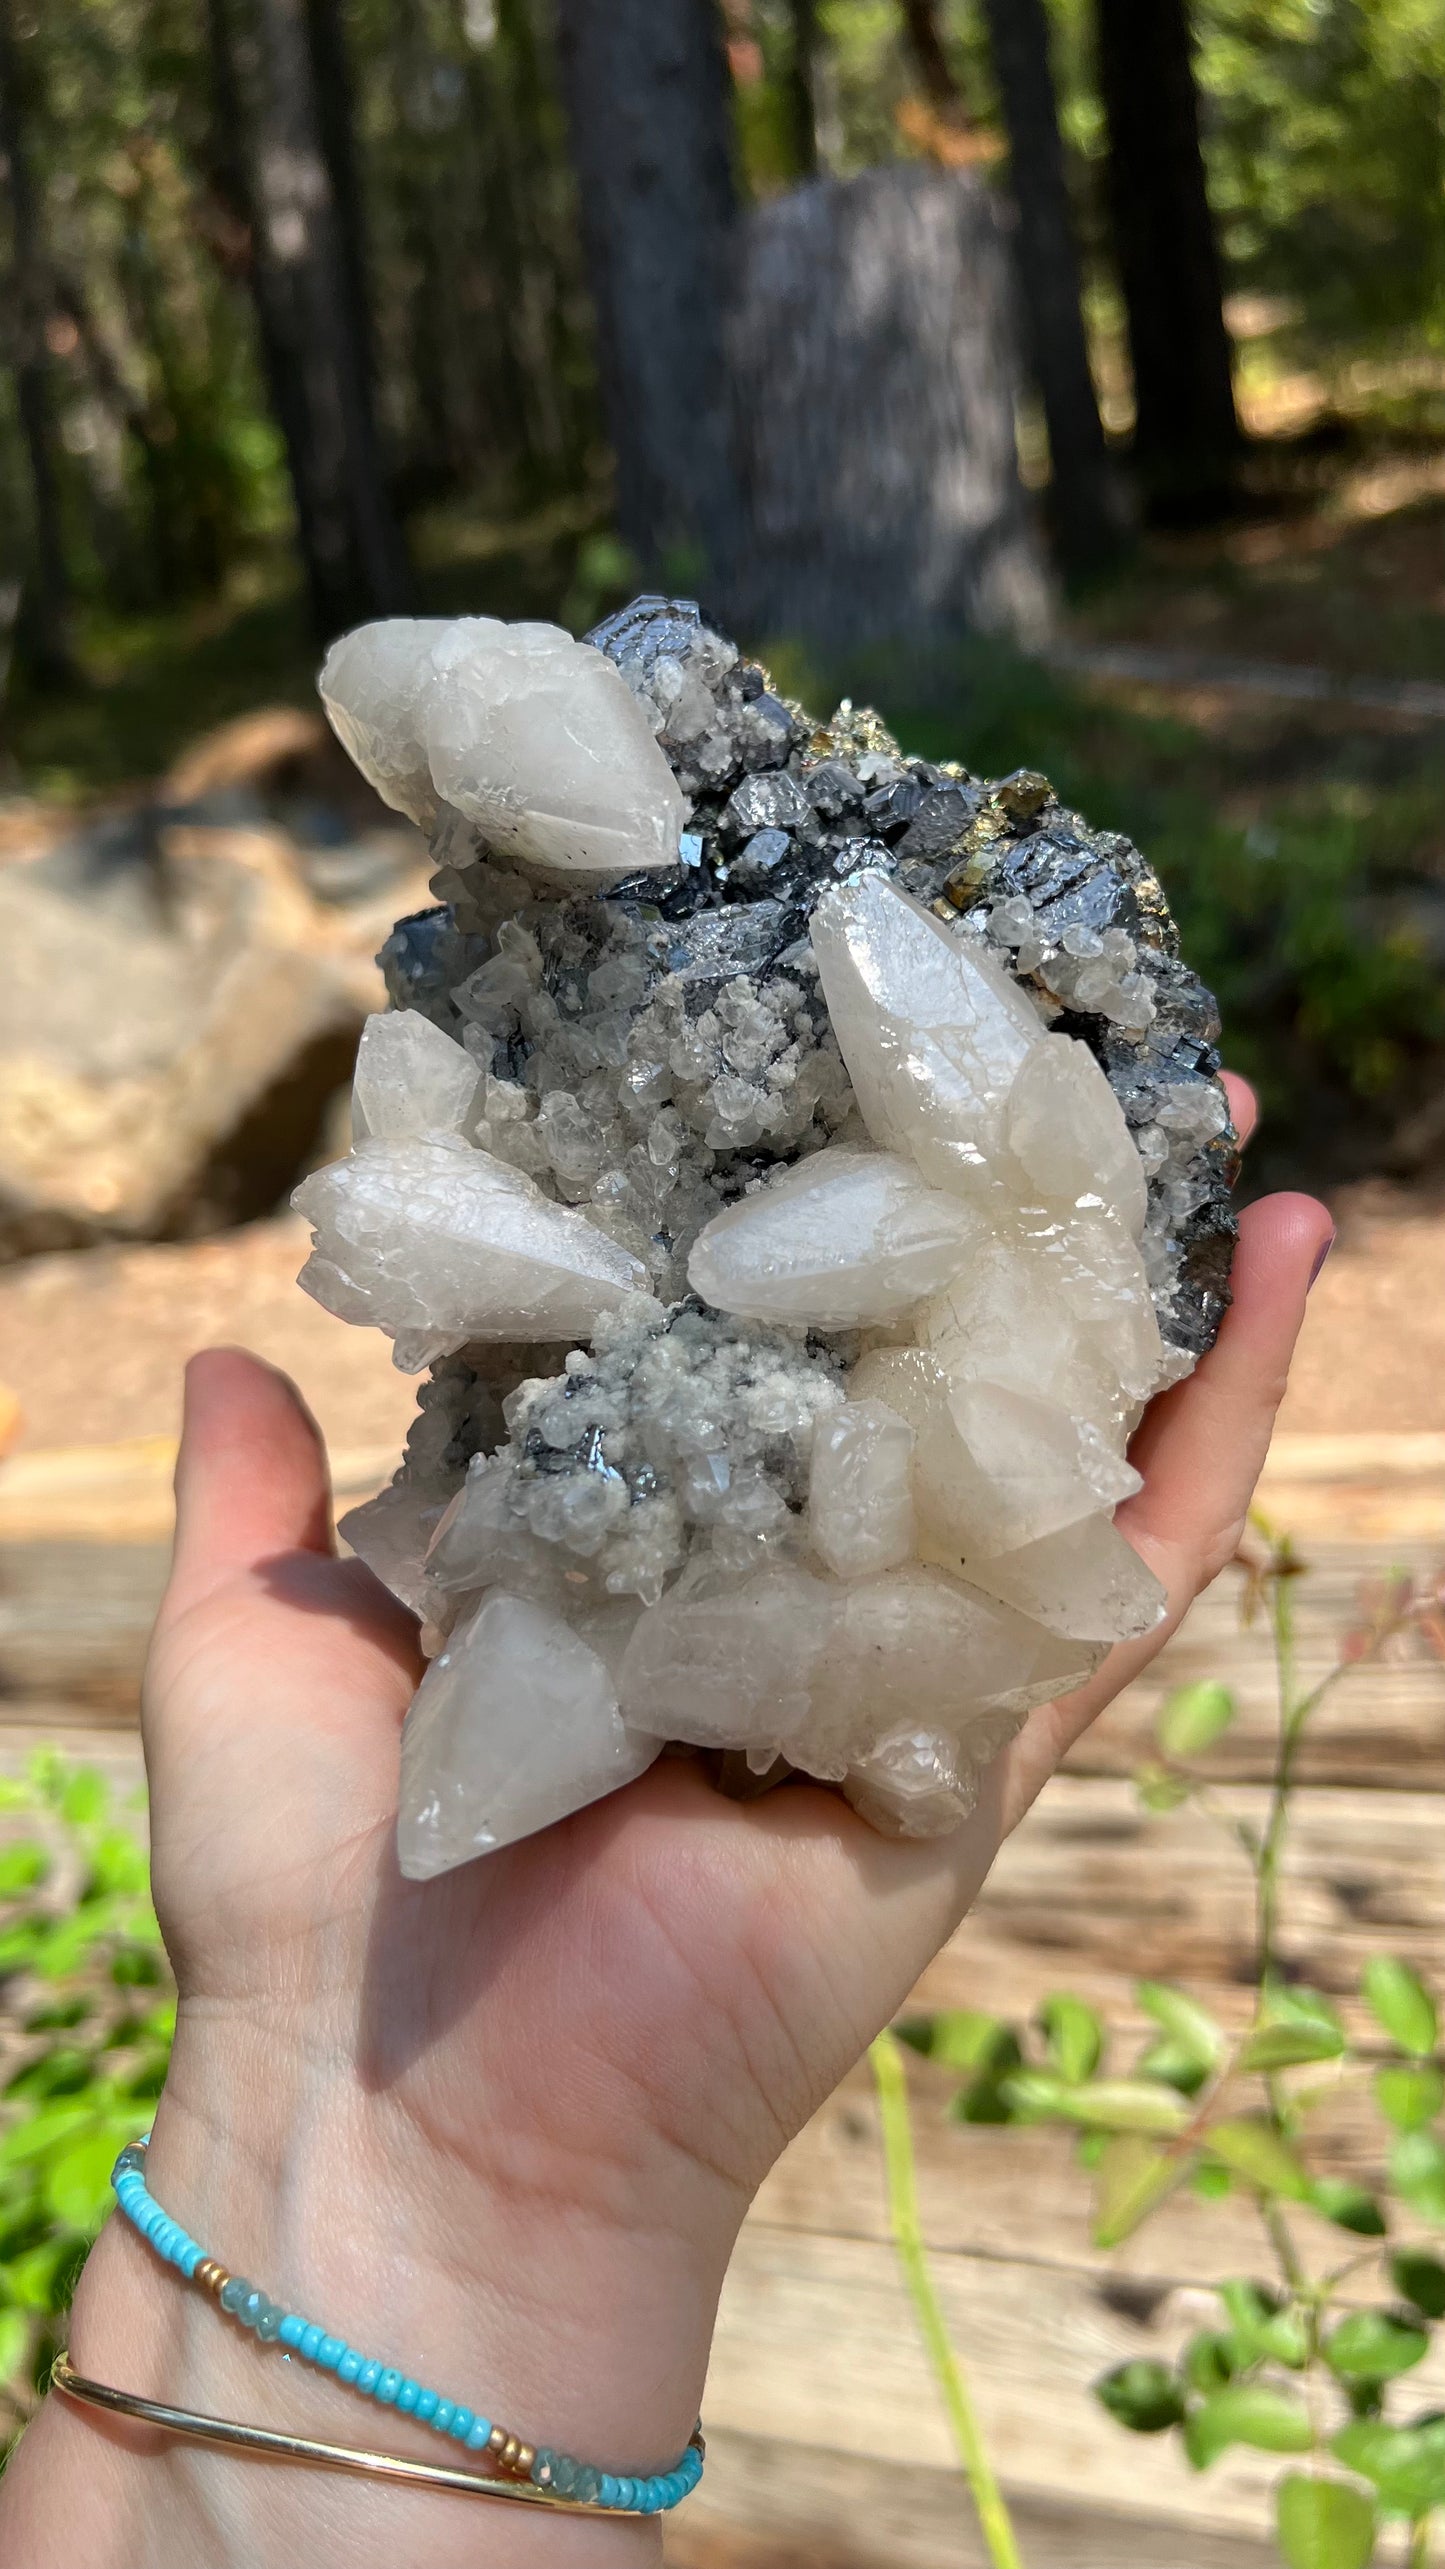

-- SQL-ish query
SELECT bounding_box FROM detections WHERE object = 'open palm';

[120,1077,1328,2495]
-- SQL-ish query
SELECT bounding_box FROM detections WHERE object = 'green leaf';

[1185,2383,1314,2470]
[1240,2020,1346,2072]
[1038,1992,1103,2085]
[1275,2472,1375,2569]
[1,2239,76,2313]
[1184,2331,1237,2394]
[1264,1985,1346,2041]
[0,1842,48,1897]
[0,2305,29,2391]
[58,1768,107,1830]
[1157,1681,1237,1759]
[1135,1764,1191,1813]
[1192,2161,1233,2200]
[42,2127,126,2233]
[1312,2178,1387,2237]
[1203,2118,1312,2199]
[1135,1982,1224,2073]
[1390,2129,1445,2224]
[1093,2358,1186,2434]
[1390,2250,1445,2320]
[1218,2278,1311,2369]
[0,2102,97,2169]
[1000,2072,1190,2135]
[1324,2309,1429,2384]
[898,2010,1008,2073]
[1333,2416,1445,2517]
[1092,2134,1187,2247]
[1362,1956,1438,2058]
[1138,2039,1213,2097]
[1374,2063,1445,2131]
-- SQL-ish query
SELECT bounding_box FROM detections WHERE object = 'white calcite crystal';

[299,598,1238,1875]
[320,616,689,877]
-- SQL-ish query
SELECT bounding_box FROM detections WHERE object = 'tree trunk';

[551,0,743,598]
[977,0,1125,576]
[786,0,819,179]
[207,0,410,638]
[1094,0,1240,522]
[897,0,961,110]
[0,0,75,686]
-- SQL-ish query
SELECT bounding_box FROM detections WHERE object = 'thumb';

[165,1348,335,1620]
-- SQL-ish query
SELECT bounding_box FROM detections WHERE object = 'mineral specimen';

[297,598,1237,1877]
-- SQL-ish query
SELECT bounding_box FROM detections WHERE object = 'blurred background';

[2,2,1445,2560]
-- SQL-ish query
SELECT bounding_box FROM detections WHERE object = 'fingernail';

[1308,1228,1336,1290]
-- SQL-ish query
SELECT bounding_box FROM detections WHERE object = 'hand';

[2,1079,1331,2568]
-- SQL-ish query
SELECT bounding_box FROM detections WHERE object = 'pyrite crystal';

[296,599,1237,1875]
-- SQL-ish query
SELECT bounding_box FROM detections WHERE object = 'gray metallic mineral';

[295,597,1237,1875]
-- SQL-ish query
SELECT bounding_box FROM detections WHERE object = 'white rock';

[304,624,1197,1860]
[917,1206,1163,1434]
[687,1145,981,1326]
[843,1720,1020,1838]
[321,617,688,878]
[352,1010,481,1146]
[1004,1037,1148,1239]
[808,1400,916,1580]
[425,1457,588,1612]
[810,872,1042,1193]
[847,1346,1138,1559]
[808,1565,1094,1773]
[961,1513,1165,1642]
[398,1590,660,1874]
[338,1481,452,1620]
[293,1138,650,1353]
[619,1560,838,1764]
[319,619,455,827]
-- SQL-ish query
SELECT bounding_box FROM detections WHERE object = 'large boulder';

[0,807,423,1258]
[728,163,1052,651]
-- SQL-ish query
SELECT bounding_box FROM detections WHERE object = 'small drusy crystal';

[299,597,1237,1874]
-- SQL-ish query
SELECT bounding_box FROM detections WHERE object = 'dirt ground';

[0,1178,1440,1462]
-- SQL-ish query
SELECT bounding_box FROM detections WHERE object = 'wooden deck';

[2,1430,1442,2565]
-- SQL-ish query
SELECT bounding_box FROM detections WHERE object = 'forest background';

[4,0,1445,1192]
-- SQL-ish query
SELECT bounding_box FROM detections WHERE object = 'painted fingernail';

[1308,1228,1336,1289]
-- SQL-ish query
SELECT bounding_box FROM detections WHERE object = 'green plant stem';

[1256,1560,1302,1989]
[1410,2519,1431,2569]
[870,2029,1025,2569]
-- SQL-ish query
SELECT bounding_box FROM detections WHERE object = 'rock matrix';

[296,599,1236,1874]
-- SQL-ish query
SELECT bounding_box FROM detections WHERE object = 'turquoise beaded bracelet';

[103,2138,703,2517]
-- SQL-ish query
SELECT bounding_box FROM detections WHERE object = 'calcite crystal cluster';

[296,598,1236,1876]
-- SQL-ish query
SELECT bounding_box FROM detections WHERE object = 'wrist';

[10,2002,730,2568]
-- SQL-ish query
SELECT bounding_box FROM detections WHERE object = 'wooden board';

[667,2430,1282,2569]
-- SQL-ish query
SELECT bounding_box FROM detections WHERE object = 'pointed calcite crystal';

[298,596,1236,1873]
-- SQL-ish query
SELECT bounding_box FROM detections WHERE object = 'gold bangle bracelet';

[51,2354,680,2514]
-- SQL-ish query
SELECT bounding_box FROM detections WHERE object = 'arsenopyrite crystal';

[297,599,1237,1876]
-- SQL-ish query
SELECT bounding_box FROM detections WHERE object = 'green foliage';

[1274,2472,1376,2569]
[1362,1959,1438,2061]
[1156,1682,1239,1760]
[1324,2310,1429,2387]
[1390,2253,1445,2323]
[1095,2359,1186,2435]
[1334,2416,1445,2518]
[1390,2131,1445,2226]
[0,1754,170,2451]
[1185,2384,1315,2469]
[894,1530,1445,2566]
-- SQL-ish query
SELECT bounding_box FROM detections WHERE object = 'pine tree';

[978,0,1124,575]
[551,0,743,597]
[1094,0,1241,521]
